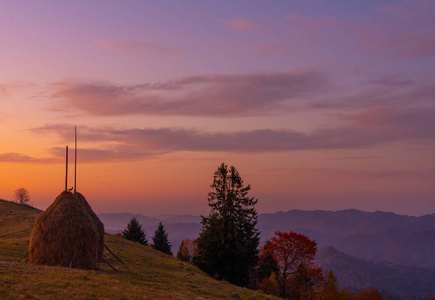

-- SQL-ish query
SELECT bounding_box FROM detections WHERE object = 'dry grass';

[29,192,101,269]
[75,192,105,257]
[0,199,279,300]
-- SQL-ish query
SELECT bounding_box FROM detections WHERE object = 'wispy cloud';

[48,147,168,163]
[347,106,435,140]
[0,152,60,164]
[252,43,297,57]
[378,0,435,23]
[262,166,435,180]
[51,70,330,117]
[31,124,390,157]
[367,75,415,87]
[286,2,435,61]
[223,18,258,31]
[96,39,180,57]
[28,100,435,164]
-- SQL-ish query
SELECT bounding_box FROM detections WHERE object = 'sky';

[0,0,434,216]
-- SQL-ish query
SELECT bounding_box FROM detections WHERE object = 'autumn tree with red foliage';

[263,231,324,298]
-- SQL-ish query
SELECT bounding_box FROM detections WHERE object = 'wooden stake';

[98,254,118,272]
[65,146,68,191]
[74,126,77,194]
[17,251,30,263]
[104,243,125,265]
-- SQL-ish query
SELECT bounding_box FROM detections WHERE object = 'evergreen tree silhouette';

[195,163,260,287]
[122,217,148,245]
[152,222,172,255]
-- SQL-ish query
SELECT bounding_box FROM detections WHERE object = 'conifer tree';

[258,240,279,282]
[195,163,260,287]
[122,217,148,245]
[177,240,190,262]
[152,222,172,255]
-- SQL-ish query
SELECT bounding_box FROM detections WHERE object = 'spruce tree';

[122,217,148,245]
[152,222,172,255]
[195,163,260,287]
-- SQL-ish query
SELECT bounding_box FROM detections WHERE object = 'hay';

[29,191,104,269]
[75,192,104,257]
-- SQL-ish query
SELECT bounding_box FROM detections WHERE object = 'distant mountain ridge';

[98,212,201,231]
[258,209,435,269]
[98,208,435,269]
[315,246,435,299]
[258,209,435,237]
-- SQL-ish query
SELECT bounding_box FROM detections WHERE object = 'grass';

[0,199,278,299]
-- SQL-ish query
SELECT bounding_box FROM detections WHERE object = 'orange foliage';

[259,272,280,296]
[354,289,384,300]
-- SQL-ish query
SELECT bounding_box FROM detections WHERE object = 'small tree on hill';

[122,217,148,245]
[177,240,190,262]
[195,163,260,287]
[258,240,279,282]
[153,222,172,255]
[14,188,30,205]
[177,239,196,264]
[319,270,340,300]
[265,231,324,298]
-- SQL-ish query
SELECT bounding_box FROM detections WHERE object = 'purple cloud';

[286,3,435,61]
[51,70,330,117]
[32,124,386,156]
[96,39,180,57]
[48,147,168,163]
[348,106,435,140]
[263,167,435,180]
[30,102,435,163]
[252,43,298,57]
[223,18,259,31]
[30,100,435,163]
[367,75,416,87]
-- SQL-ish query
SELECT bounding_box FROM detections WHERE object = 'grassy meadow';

[0,199,278,299]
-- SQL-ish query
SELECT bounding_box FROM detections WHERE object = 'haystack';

[75,192,105,257]
[29,191,104,269]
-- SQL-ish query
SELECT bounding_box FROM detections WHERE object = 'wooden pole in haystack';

[98,254,118,272]
[65,146,68,191]
[104,243,125,265]
[74,126,77,194]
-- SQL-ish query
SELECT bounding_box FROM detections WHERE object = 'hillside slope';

[0,199,277,300]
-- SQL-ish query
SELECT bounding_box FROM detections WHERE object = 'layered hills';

[258,209,435,269]
[315,246,435,299]
[99,208,435,298]
[101,209,435,269]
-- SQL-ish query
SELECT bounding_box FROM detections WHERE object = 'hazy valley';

[99,209,435,299]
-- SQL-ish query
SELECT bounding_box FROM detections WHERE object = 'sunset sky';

[1,0,434,216]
